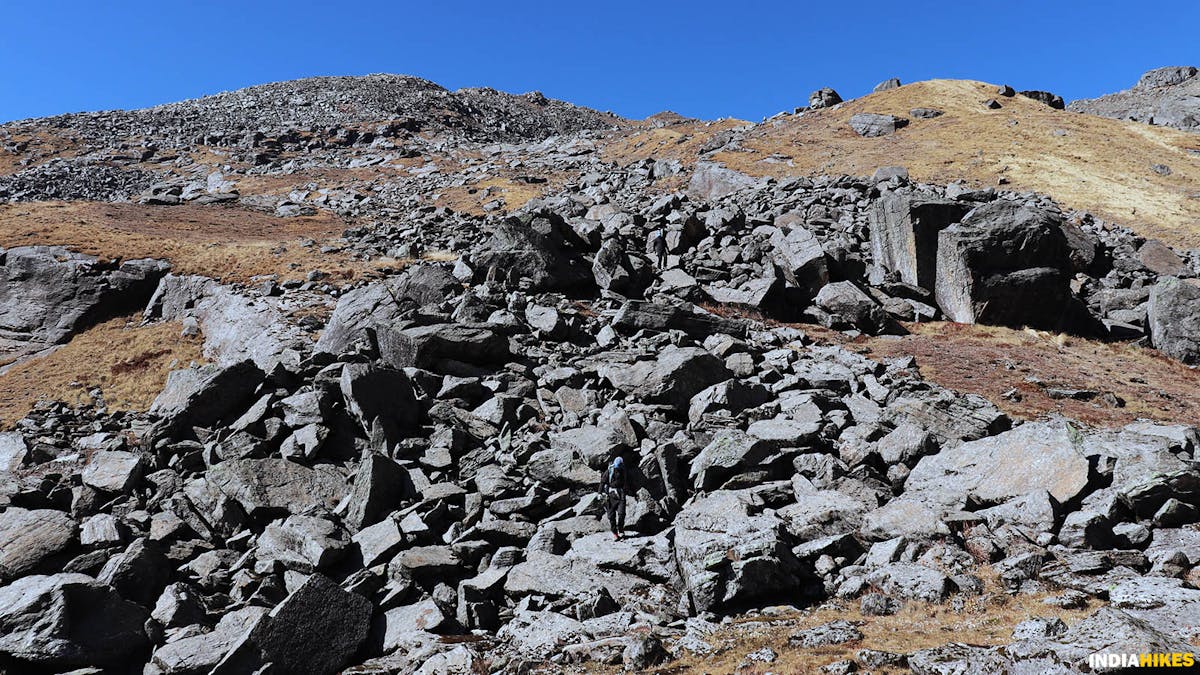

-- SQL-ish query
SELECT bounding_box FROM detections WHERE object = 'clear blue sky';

[2,0,1197,123]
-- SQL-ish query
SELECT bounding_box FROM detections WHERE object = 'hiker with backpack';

[599,452,628,540]
[650,227,668,269]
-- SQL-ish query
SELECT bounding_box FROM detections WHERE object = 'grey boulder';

[0,508,76,581]
[0,573,149,666]
[849,113,908,137]
[1147,276,1200,364]
[934,201,1074,329]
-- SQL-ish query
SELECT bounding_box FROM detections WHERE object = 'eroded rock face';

[934,200,1074,328]
[0,246,167,345]
[1069,65,1200,132]
[869,193,970,289]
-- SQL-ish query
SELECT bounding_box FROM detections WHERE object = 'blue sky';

[2,0,1197,123]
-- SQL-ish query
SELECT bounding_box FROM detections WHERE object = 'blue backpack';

[607,456,626,489]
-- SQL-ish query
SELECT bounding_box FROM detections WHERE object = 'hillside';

[0,74,1198,675]
[1070,65,1200,133]
[609,79,1200,247]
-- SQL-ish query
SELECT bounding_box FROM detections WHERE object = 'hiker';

[599,452,628,540]
[651,228,668,268]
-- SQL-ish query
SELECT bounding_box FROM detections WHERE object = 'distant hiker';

[651,228,668,268]
[599,453,628,540]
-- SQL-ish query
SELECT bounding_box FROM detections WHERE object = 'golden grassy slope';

[727,80,1200,246]
[611,80,1200,248]
[0,316,204,428]
[0,201,404,283]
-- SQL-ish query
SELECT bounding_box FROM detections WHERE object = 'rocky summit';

[0,69,1198,675]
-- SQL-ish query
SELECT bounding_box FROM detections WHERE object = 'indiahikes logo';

[1088,652,1196,669]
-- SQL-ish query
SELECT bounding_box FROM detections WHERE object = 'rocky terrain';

[0,72,1198,674]
[1070,66,1200,133]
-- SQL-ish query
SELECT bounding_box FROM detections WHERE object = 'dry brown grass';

[0,316,205,428]
[715,80,1200,248]
[574,566,1094,675]
[600,118,750,169]
[605,80,1200,248]
[0,201,404,283]
[853,321,1200,427]
[433,176,551,215]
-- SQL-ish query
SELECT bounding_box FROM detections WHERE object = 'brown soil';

[0,316,205,428]
[0,200,404,282]
[852,322,1200,427]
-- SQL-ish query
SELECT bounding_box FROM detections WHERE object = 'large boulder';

[688,162,761,201]
[0,246,168,345]
[814,281,889,333]
[597,345,732,412]
[215,573,371,675]
[0,573,149,666]
[471,213,593,292]
[934,201,1074,328]
[344,455,411,532]
[377,323,509,375]
[674,490,812,613]
[206,459,346,518]
[904,421,1093,509]
[808,88,842,109]
[148,360,265,433]
[593,237,651,298]
[0,508,76,581]
[504,551,647,605]
[315,265,460,354]
[1147,276,1200,364]
[868,193,970,289]
[339,363,419,443]
[770,226,830,297]
[849,113,908,137]
[689,429,775,491]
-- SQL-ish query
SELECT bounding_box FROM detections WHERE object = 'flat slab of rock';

[207,459,346,517]
[904,422,1091,509]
